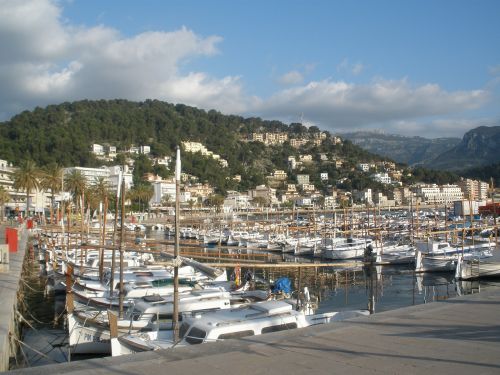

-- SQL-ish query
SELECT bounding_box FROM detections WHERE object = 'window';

[217,330,254,340]
[185,327,207,344]
[261,322,297,334]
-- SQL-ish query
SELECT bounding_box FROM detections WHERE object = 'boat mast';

[119,175,126,318]
[109,170,122,299]
[173,146,181,341]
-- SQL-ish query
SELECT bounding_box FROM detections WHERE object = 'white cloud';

[0,0,493,139]
[0,0,247,118]
[159,73,253,114]
[254,78,489,136]
[351,63,364,76]
[337,58,365,76]
[489,64,500,76]
[278,70,304,85]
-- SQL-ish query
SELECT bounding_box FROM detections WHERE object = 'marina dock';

[8,278,500,374]
[0,225,28,372]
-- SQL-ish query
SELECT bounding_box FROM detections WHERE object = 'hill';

[428,126,500,171]
[339,131,460,165]
[0,99,390,194]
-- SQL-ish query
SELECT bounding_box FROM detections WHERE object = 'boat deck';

[9,279,500,374]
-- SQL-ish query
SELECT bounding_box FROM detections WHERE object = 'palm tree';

[134,184,154,213]
[92,177,111,217]
[91,176,111,281]
[0,186,10,222]
[64,169,87,229]
[64,169,87,208]
[85,186,101,218]
[205,194,224,213]
[40,163,63,224]
[13,160,41,217]
[161,194,172,207]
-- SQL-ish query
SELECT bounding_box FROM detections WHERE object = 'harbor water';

[10,232,500,370]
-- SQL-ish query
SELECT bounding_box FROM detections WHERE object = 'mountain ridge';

[339,131,461,166]
[428,126,500,170]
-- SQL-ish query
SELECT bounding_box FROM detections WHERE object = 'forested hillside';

[0,99,475,194]
[0,99,382,193]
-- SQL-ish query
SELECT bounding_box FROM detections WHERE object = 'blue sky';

[1,0,499,137]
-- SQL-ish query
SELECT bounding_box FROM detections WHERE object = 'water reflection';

[13,238,500,369]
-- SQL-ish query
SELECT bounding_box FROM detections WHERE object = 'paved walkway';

[0,225,29,372]
[9,282,500,374]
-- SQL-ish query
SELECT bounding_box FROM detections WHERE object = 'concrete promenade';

[0,225,28,372]
[9,282,500,374]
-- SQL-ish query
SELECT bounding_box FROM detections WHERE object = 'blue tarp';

[272,277,292,294]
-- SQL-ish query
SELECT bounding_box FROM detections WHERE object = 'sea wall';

[0,225,29,371]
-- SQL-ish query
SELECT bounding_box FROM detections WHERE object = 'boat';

[67,288,232,354]
[321,237,372,260]
[455,256,500,280]
[364,243,415,265]
[111,295,369,356]
[294,236,322,256]
[415,247,493,273]
[415,239,493,256]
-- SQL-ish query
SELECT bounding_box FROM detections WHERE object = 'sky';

[1,0,500,138]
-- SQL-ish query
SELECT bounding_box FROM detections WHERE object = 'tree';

[64,169,87,226]
[204,194,224,212]
[251,196,269,208]
[64,170,87,206]
[161,194,172,207]
[0,186,10,222]
[13,160,41,217]
[129,183,154,212]
[40,163,63,223]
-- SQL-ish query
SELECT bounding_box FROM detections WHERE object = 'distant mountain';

[428,126,500,171]
[339,131,460,165]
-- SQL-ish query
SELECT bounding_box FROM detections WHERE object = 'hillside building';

[224,191,250,210]
[372,172,392,184]
[458,178,489,200]
[413,184,464,204]
[354,189,373,204]
[297,174,310,186]
[358,163,370,172]
[64,165,133,193]
[248,185,277,205]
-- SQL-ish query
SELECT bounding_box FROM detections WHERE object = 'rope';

[18,340,31,367]
[17,303,52,327]
[16,311,38,332]
[9,334,61,364]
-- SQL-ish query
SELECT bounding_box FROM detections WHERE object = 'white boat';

[415,248,493,273]
[321,238,372,260]
[415,239,493,256]
[455,256,500,280]
[150,223,166,231]
[294,236,322,256]
[415,252,457,273]
[67,288,232,354]
[72,260,228,307]
[111,296,369,356]
[364,243,415,265]
[237,232,263,247]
